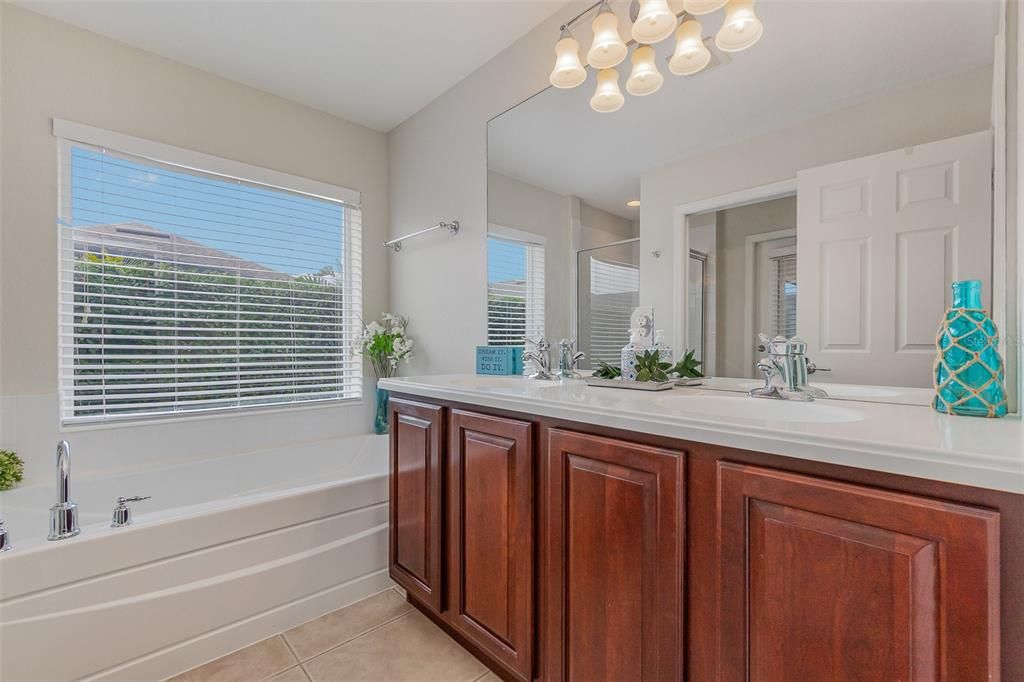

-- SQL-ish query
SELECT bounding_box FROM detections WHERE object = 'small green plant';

[634,349,672,382]
[593,360,622,379]
[670,349,704,378]
[0,449,24,491]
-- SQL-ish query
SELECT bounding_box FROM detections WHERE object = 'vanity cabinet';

[716,461,1000,681]
[447,409,535,680]
[388,398,445,612]
[389,396,1010,681]
[542,429,685,682]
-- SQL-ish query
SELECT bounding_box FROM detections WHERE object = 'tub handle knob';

[111,496,151,528]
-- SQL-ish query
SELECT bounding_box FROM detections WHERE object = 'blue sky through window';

[69,147,343,277]
[487,236,526,283]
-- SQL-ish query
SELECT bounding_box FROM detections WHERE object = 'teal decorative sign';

[476,346,523,375]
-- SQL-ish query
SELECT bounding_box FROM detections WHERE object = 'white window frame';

[486,224,546,349]
[54,119,364,425]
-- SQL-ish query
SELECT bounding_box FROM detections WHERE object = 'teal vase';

[933,280,1007,418]
[374,386,390,434]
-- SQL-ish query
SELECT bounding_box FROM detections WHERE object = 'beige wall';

[579,202,636,251]
[708,196,797,377]
[0,5,389,481]
[641,65,994,353]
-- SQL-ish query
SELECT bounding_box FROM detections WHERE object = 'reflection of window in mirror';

[486,233,545,351]
[577,240,640,370]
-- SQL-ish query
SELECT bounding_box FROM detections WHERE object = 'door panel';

[448,410,534,681]
[797,130,992,387]
[717,461,1000,681]
[543,428,684,682]
[389,398,444,613]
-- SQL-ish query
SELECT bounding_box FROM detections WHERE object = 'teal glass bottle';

[933,280,1007,418]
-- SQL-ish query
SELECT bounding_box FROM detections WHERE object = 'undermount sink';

[660,393,865,424]
[445,375,566,395]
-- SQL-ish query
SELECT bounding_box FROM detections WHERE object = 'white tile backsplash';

[0,380,377,488]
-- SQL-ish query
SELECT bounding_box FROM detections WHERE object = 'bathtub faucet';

[48,440,80,541]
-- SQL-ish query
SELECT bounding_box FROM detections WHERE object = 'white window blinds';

[772,253,798,339]
[585,257,640,366]
[486,235,545,347]
[58,138,362,424]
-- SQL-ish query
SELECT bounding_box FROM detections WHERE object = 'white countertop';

[379,374,1024,495]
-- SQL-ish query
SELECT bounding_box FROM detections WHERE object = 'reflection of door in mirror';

[577,240,640,370]
[687,250,708,372]
[797,130,992,387]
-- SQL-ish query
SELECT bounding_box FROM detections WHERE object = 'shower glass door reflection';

[577,239,640,370]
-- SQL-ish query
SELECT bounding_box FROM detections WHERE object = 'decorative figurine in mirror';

[934,280,1008,418]
[630,306,655,347]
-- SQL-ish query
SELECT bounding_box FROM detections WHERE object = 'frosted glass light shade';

[632,0,677,45]
[715,0,763,52]
[549,33,587,89]
[669,19,711,75]
[626,46,664,96]
[591,68,625,113]
[587,4,628,69]
[683,0,728,15]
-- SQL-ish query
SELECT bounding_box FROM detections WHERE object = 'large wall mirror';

[488,0,1014,406]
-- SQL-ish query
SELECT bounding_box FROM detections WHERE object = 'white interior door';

[797,130,992,387]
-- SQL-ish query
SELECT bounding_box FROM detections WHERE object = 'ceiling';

[488,0,1000,219]
[15,0,563,132]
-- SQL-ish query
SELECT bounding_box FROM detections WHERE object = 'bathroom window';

[486,232,545,348]
[56,121,363,424]
[772,253,798,339]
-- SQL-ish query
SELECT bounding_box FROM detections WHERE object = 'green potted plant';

[359,313,415,434]
[0,449,24,491]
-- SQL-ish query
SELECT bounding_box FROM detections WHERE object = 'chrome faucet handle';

[556,339,586,380]
[807,361,831,374]
[0,519,11,552]
[111,496,151,528]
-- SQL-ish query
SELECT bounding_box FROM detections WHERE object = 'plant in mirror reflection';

[359,313,414,378]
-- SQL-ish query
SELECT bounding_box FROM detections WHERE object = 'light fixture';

[632,0,678,45]
[669,19,711,76]
[626,45,664,96]
[549,28,587,89]
[587,1,628,69]
[627,199,641,207]
[716,0,763,52]
[683,0,728,15]
[591,68,625,113]
[547,0,764,113]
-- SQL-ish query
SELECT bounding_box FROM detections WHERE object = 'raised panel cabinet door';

[448,410,534,681]
[543,429,685,682]
[389,398,445,613]
[717,462,1000,682]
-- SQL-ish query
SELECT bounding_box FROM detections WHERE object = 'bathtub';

[0,434,391,681]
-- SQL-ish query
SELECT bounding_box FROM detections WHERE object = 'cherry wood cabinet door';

[543,428,685,682]
[717,462,1000,682]
[389,398,445,613]
[447,409,534,681]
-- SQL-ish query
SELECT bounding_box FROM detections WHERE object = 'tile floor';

[169,588,499,682]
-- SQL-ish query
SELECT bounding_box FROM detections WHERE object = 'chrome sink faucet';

[749,334,823,401]
[48,440,80,541]
[556,338,586,380]
[524,338,557,380]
